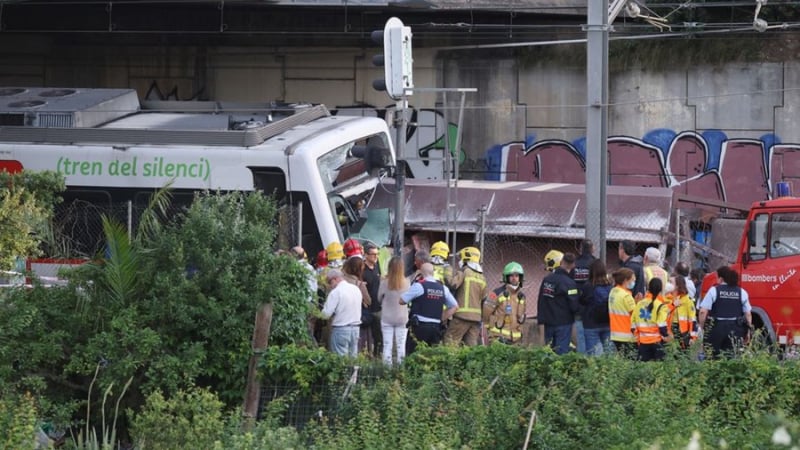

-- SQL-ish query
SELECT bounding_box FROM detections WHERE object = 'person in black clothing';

[571,239,596,354]
[581,259,613,356]
[362,243,383,357]
[618,240,645,299]
[572,239,595,286]
[698,266,753,358]
[538,252,581,355]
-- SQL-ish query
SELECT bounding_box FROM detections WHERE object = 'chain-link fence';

[258,364,383,429]
[40,194,301,261]
[399,183,733,337]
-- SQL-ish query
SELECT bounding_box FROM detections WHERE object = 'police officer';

[698,266,753,358]
[400,263,459,354]
[537,251,580,355]
[483,261,527,344]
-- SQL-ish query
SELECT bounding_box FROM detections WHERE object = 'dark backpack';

[589,284,612,324]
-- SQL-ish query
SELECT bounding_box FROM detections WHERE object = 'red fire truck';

[701,182,800,348]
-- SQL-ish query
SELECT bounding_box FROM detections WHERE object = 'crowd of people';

[284,237,753,363]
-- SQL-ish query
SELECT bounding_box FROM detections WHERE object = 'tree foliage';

[0,190,312,435]
[0,170,64,270]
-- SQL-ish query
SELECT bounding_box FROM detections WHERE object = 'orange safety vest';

[609,285,637,343]
[656,294,675,338]
[672,293,698,340]
[631,295,667,345]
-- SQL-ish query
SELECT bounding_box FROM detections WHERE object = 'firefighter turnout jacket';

[448,266,488,322]
[433,263,453,285]
[483,285,526,343]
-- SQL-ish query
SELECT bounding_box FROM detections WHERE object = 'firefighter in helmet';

[430,240,453,284]
[315,249,328,271]
[483,261,527,344]
[537,250,581,354]
[544,249,564,272]
[343,238,364,259]
[319,241,345,294]
[444,246,488,346]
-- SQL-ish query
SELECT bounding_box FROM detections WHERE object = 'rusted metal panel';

[372,179,673,243]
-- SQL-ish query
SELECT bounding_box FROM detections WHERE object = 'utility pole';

[394,102,407,256]
[586,0,610,261]
[371,17,414,256]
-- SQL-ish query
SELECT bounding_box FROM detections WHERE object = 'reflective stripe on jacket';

[609,285,636,343]
[673,293,698,338]
[631,296,667,344]
[484,286,525,342]
[449,267,487,322]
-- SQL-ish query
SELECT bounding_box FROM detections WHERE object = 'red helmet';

[343,238,364,258]
[316,250,328,268]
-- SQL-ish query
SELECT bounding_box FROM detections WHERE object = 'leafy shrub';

[254,344,800,450]
[213,421,304,450]
[0,191,312,438]
[0,392,38,450]
[130,387,225,450]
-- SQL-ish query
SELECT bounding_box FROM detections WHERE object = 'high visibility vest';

[673,293,698,339]
[609,285,637,343]
[654,294,673,337]
[643,264,669,287]
[631,296,666,344]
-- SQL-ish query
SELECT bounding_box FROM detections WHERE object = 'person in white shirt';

[321,269,362,357]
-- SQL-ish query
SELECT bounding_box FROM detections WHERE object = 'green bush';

[130,387,225,450]
[255,344,800,450]
[213,421,304,450]
[0,191,312,437]
[0,392,38,450]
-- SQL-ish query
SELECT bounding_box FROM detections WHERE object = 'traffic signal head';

[371,17,413,100]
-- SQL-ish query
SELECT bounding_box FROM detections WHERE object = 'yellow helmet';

[544,250,564,271]
[431,241,450,259]
[325,241,345,261]
[458,246,481,263]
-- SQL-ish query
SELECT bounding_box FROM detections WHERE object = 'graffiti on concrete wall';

[485,129,800,206]
[144,81,205,101]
